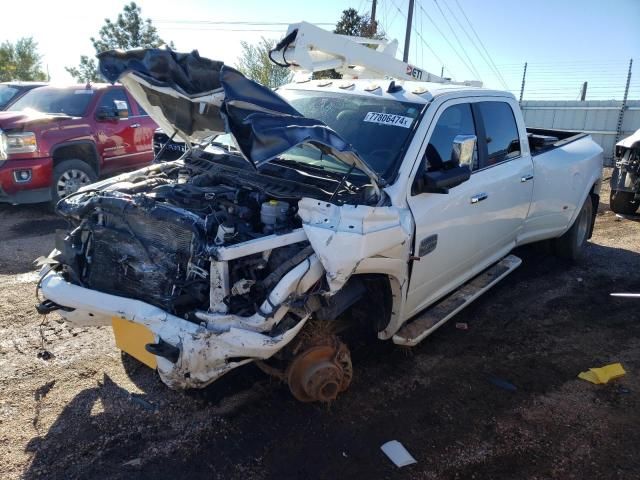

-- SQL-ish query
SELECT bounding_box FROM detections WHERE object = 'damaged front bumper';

[39,254,324,389]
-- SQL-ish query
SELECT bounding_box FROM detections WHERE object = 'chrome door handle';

[131,123,141,128]
[521,174,534,182]
[470,193,488,204]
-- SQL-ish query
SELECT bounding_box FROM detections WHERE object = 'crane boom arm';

[270,22,481,87]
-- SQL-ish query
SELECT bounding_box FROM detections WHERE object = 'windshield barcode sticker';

[364,112,413,128]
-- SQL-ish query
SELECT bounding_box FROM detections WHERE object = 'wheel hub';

[57,169,91,198]
[287,336,352,403]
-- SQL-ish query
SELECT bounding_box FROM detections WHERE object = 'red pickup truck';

[0,84,156,205]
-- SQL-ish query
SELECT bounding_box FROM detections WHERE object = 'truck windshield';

[0,85,20,109]
[8,87,95,116]
[279,89,425,180]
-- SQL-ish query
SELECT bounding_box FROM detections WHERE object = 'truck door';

[405,99,533,318]
[406,101,485,316]
[94,88,141,174]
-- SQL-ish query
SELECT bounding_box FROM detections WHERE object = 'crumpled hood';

[617,129,640,150]
[0,110,64,131]
[97,48,381,187]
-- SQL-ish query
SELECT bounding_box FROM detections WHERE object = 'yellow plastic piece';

[111,317,158,369]
[578,363,626,385]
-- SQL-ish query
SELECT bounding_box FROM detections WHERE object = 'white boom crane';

[269,22,482,87]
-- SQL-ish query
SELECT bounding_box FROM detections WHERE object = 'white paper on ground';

[380,440,417,467]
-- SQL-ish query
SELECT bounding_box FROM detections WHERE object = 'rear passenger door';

[129,98,157,165]
[470,100,534,258]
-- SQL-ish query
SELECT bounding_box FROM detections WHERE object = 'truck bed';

[527,128,588,156]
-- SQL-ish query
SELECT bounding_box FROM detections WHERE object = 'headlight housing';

[5,131,38,155]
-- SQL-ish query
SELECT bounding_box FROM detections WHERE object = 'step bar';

[393,255,522,347]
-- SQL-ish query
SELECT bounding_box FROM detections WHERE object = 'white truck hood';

[616,129,640,150]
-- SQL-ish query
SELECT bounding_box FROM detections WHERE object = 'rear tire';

[610,190,640,215]
[50,159,97,207]
[554,196,593,261]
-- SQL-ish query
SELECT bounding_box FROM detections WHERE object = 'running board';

[393,255,522,347]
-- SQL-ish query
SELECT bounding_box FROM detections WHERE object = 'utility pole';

[440,66,444,77]
[371,0,377,34]
[403,0,415,63]
[580,81,588,101]
[519,62,527,104]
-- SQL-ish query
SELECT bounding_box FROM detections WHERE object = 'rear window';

[476,101,521,166]
[0,85,20,109]
[8,87,95,117]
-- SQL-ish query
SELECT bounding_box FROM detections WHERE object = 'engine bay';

[53,151,377,321]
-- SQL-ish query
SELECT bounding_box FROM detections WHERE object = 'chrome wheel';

[56,169,92,198]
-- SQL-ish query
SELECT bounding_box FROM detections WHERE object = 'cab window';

[98,89,130,116]
[424,103,478,171]
[476,101,520,167]
[134,101,148,116]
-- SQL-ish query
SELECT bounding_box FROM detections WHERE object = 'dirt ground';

[0,177,638,480]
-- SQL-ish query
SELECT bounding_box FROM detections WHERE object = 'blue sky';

[3,0,639,99]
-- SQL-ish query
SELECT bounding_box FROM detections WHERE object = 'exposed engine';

[53,152,375,321]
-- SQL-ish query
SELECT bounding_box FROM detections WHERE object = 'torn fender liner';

[97,48,381,187]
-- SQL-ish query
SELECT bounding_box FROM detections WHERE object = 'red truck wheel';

[51,160,97,205]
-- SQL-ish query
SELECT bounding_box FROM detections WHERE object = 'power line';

[387,0,450,76]
[155,20,334,26]
[415,1,477,80]
[431,0,482,80]
[443,0,508,90]
[452,0,509,89]
[160,26,293,32]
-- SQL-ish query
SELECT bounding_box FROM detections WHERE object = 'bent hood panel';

[617,128,640,150]
[97,48,380,186]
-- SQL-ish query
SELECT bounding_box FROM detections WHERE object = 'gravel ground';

[0,177,638,480]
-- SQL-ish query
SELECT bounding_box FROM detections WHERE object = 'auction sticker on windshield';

[364,112,413,128]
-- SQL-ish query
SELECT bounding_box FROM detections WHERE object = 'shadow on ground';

[22,242,640,479]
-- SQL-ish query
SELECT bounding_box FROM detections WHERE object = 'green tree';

[334,8,380,37]
[236,37,292,88]
[315,8,384,79]
[66,2,171,82]
[64,56,100,83]
[0,37,47,82]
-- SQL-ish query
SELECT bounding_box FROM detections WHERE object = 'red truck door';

[94,88,152,174]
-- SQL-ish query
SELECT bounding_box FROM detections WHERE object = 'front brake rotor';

[286,336,352,403]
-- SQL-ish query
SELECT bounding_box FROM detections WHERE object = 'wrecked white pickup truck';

[37,28,603,403]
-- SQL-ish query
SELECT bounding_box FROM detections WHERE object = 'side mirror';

[96,106,115,120]
[451,134,477,168]
[96,101,129,121]
[418,165,471,194]
[113,100,129,119]
[414,134,475,194]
